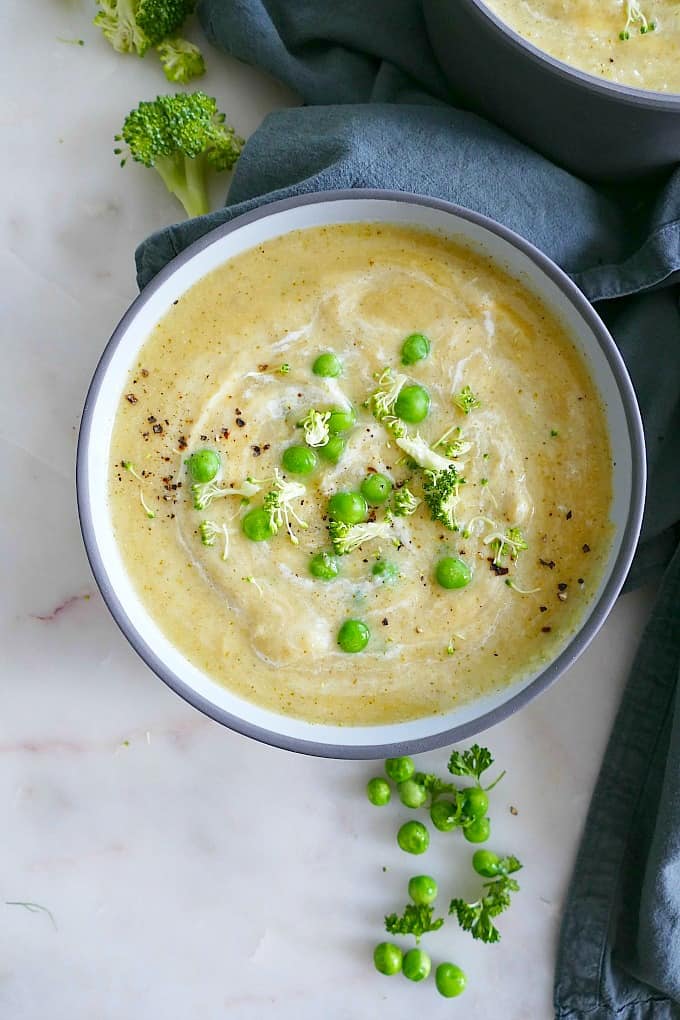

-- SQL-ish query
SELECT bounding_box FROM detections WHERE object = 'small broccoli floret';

[453,385,482,415]
[423,465,466,532]
[199,519,229,560]
[484,526,528,566]
[262,471,308,545]
[392,486,419,517]
[299,408,331,448]
[366,367,408,437]
[94,0,199,59]
[620,2,655,39]
[115,93,244,218]
[329,520,392,555]
[157,36,205,82]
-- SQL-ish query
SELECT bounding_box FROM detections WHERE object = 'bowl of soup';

[77,190,645,757]
[423,0,680,180]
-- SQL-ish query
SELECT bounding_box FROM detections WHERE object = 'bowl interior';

[78,193,645,757]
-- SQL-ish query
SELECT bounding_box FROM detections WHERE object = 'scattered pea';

[385,757,415,783]
[328,407,356,435]
[430,799,459,832]
[309,551,340,581]
[436,556,472,590]
[402,948,431,982]
[397,820,430,855]
[374,942,403,976]
[312,352,343,378]
[360,472,392,506]
[241,507,274,542]
[398,779,428,809]
[186,448,220,483]
[472,849,501,878]
[395,384,430,424]
[282,444,317,475]
[463,787,489,819]
[401,332,431,366]
[328,491,368,525]
[318,435,346,464]
[337,619,370,653]
[408,875,438,906]
[463,816,491,844]
[372,559,399,583]
[435,962,467,998]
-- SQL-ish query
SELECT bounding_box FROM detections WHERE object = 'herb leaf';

[385,903,444,944]
[449,871,521,943]
[448,744,494,782]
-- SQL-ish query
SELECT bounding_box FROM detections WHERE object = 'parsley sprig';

[449,859,522,944]
[385,903,444,944]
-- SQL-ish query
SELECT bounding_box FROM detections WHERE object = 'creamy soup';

[109,224,613,726]
[484,0,680,92]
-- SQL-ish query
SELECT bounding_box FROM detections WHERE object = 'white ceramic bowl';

[77,191,646,758]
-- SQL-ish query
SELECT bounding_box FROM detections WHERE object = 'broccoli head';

[423,464,465,532]
[115,93,244,218]
[95,0,205,81]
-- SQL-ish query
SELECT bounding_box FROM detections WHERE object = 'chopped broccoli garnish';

[191,477,260,511]
[299,408,331,447]
[423,465,465,532]
[329,520,392,556]
[199,519,229,560]
[115,93,244,218]
[453,385,482,415]
[395,434,456,473]
[262,471,308,545]
[156,36,205,82]
[279,363,290,375]
[366,368,408,437]
[392,486,419,517]
[432,424,472,459]
[385,904,444,944]
[484,526,528,566]
[94,0,205,79]
[505,578,541,595]
[122,459,143,481]
[449,867,521,944]
[243,575,263,596]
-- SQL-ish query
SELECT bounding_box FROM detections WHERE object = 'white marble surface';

[0,4,657,1018]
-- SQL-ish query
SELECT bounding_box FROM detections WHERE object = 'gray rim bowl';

[77,189,646,759]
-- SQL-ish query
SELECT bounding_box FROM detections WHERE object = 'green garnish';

[392,486,419,517]
[620,2,655,39]
[394,384,431,424]
[328,520,392,555]
[366,367,408,436]
[371,558,399,583]
[312,352,342,378]
[94,0,205,81]
[122,459,143,481]
[453,385,481,415]
[472,850,522,879]
[156,37,206,84]
[505,578,541,595]
[199,520,228,559]
[262,472,308,545]
[337,618,370,653]
[485,526,528,566]
[448,743,506,791]
[401,332,431,366]
[433,424,470,458]
[550,428,559,437]
[423,464,466,532]
[243,575,263,596]
[278,363,290,375]
[449,866,522,943]
[191,477,259,511]
[384,904,444,944]
[299,408,331,447]
[139,491,156,519]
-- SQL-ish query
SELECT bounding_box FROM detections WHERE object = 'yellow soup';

[109,223,613,726]
[485,0,680,92]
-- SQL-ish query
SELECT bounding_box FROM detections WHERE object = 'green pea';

[281,444,317,475]
[374,942,403,976]
[397,820,430,855]
[385,757,415,783]
[312,352,343,378]
[395,384,430,424]
[435,963,466,998]
[402,948,431,982]
[435,556,472,590]
[463,787,489,820]
[463,816,491,844]
[430,799,459,832]
[360,473,392,506]
[472,849,500,878]
[398,779,428,809]
[241,507,274,542]
[328,491,368,525]
[186,448,220,483]
[317,435,346,464]
[328,407,356,435]
[366,777,391,807]
[401,332,431,366]
[309,551,339,581]
[408,875,438,906]
[372,559,399,584]
[337,619,370,653]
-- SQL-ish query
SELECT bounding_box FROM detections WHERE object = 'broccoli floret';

[94,0,204,79]
[329,520,392,556]
[392,486,419,517]
[115,93,244,218]
[157,36,205,83]
[395,434,455,473]
[423,465,466,532]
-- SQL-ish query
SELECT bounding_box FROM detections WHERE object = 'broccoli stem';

[154,153,209,218]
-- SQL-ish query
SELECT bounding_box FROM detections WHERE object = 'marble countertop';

[1,4,656,1018]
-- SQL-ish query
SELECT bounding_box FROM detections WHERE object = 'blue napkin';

[136,3,680,1014]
